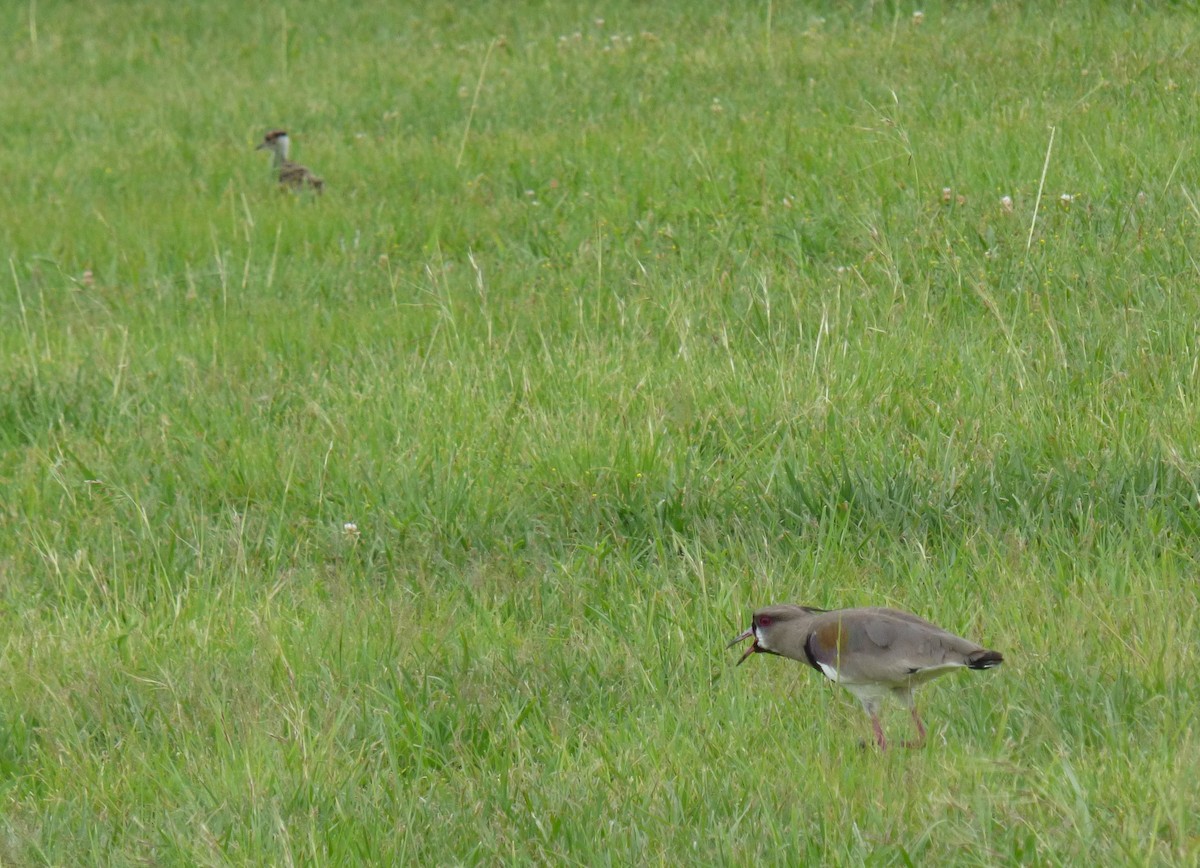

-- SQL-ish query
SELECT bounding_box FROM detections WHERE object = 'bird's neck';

[271,138,290,166]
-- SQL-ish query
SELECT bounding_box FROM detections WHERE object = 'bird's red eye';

[757,615,772,627]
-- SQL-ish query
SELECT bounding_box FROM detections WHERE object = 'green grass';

[3,0,1200,863]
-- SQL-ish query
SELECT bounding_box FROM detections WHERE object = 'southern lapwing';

[728,605,1003,749]
[256,129,324,193]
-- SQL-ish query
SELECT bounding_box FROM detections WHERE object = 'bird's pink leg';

[903,707,927,749]
[871,714,888,750]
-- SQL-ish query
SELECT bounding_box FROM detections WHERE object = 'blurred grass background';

[1,0,1198,863]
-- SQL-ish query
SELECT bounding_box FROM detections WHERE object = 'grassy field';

[3,0,1200,863]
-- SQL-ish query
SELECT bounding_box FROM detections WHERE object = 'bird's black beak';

[726,626,760,666]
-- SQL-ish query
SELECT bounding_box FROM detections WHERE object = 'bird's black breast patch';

[802,634,822,672]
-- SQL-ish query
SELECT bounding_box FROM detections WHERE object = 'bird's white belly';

[818,662,842,682]
[821,660,966,682]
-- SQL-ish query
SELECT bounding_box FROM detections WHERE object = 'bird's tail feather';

[967,649,1004,669]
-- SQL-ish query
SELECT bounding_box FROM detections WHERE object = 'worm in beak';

[726,627,760,665]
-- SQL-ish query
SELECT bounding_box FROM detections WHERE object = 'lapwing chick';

[256,129,324,193]
[728,605,1003,750]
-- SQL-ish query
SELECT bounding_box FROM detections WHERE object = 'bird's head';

[727,604,822,665]
[256,129,290,158]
